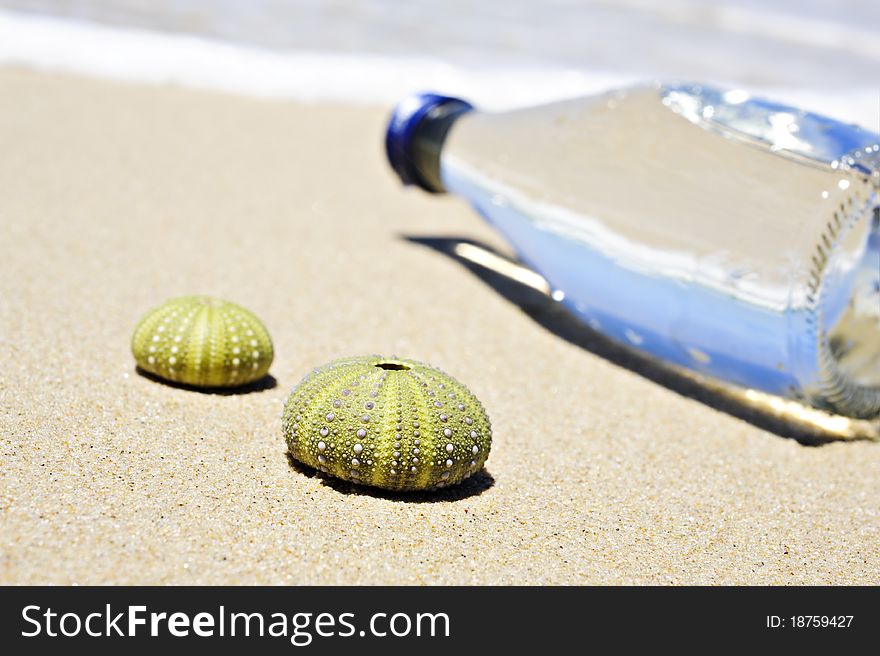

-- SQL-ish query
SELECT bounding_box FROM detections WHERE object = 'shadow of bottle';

[404,234,879,446]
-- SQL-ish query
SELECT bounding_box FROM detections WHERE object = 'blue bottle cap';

[385,92,473,191]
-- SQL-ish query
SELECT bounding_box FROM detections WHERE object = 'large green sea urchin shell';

[131,296,273,388]
[283,356,492,491]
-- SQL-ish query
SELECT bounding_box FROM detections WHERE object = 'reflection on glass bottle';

[386,84,880,418]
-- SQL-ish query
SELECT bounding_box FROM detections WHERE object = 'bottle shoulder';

[659,83,879,170]
[451,82,878,174]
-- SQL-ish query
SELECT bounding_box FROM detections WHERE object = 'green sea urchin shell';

[131,296,273,388]
[283,356,492,491]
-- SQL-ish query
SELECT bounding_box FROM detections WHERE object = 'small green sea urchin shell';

[283,356,492,491]
[132,296,273,388]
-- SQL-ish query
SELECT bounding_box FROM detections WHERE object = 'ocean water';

[0,1,877,127]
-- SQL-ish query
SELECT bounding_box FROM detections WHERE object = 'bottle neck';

[409,100,474,193]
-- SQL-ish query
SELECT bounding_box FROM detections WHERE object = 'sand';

[0,67,878,585]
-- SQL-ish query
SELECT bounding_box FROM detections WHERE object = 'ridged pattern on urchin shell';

[131,296,273,388]
[282,356,492,491]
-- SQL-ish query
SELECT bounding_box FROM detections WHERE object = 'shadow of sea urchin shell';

[131,296,273,388]
[283,356,492,492]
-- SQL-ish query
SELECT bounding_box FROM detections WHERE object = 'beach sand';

[0,67,877,585]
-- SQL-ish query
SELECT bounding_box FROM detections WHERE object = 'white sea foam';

[604,0,880,60]
[0,9,638,109]
[0,8,876,130]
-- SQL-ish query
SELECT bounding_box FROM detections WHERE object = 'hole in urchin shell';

[374,361,410,371]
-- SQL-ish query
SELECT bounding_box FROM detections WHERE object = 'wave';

[0,8,876,129]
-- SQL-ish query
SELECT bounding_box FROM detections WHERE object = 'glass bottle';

[386,84,880,418]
